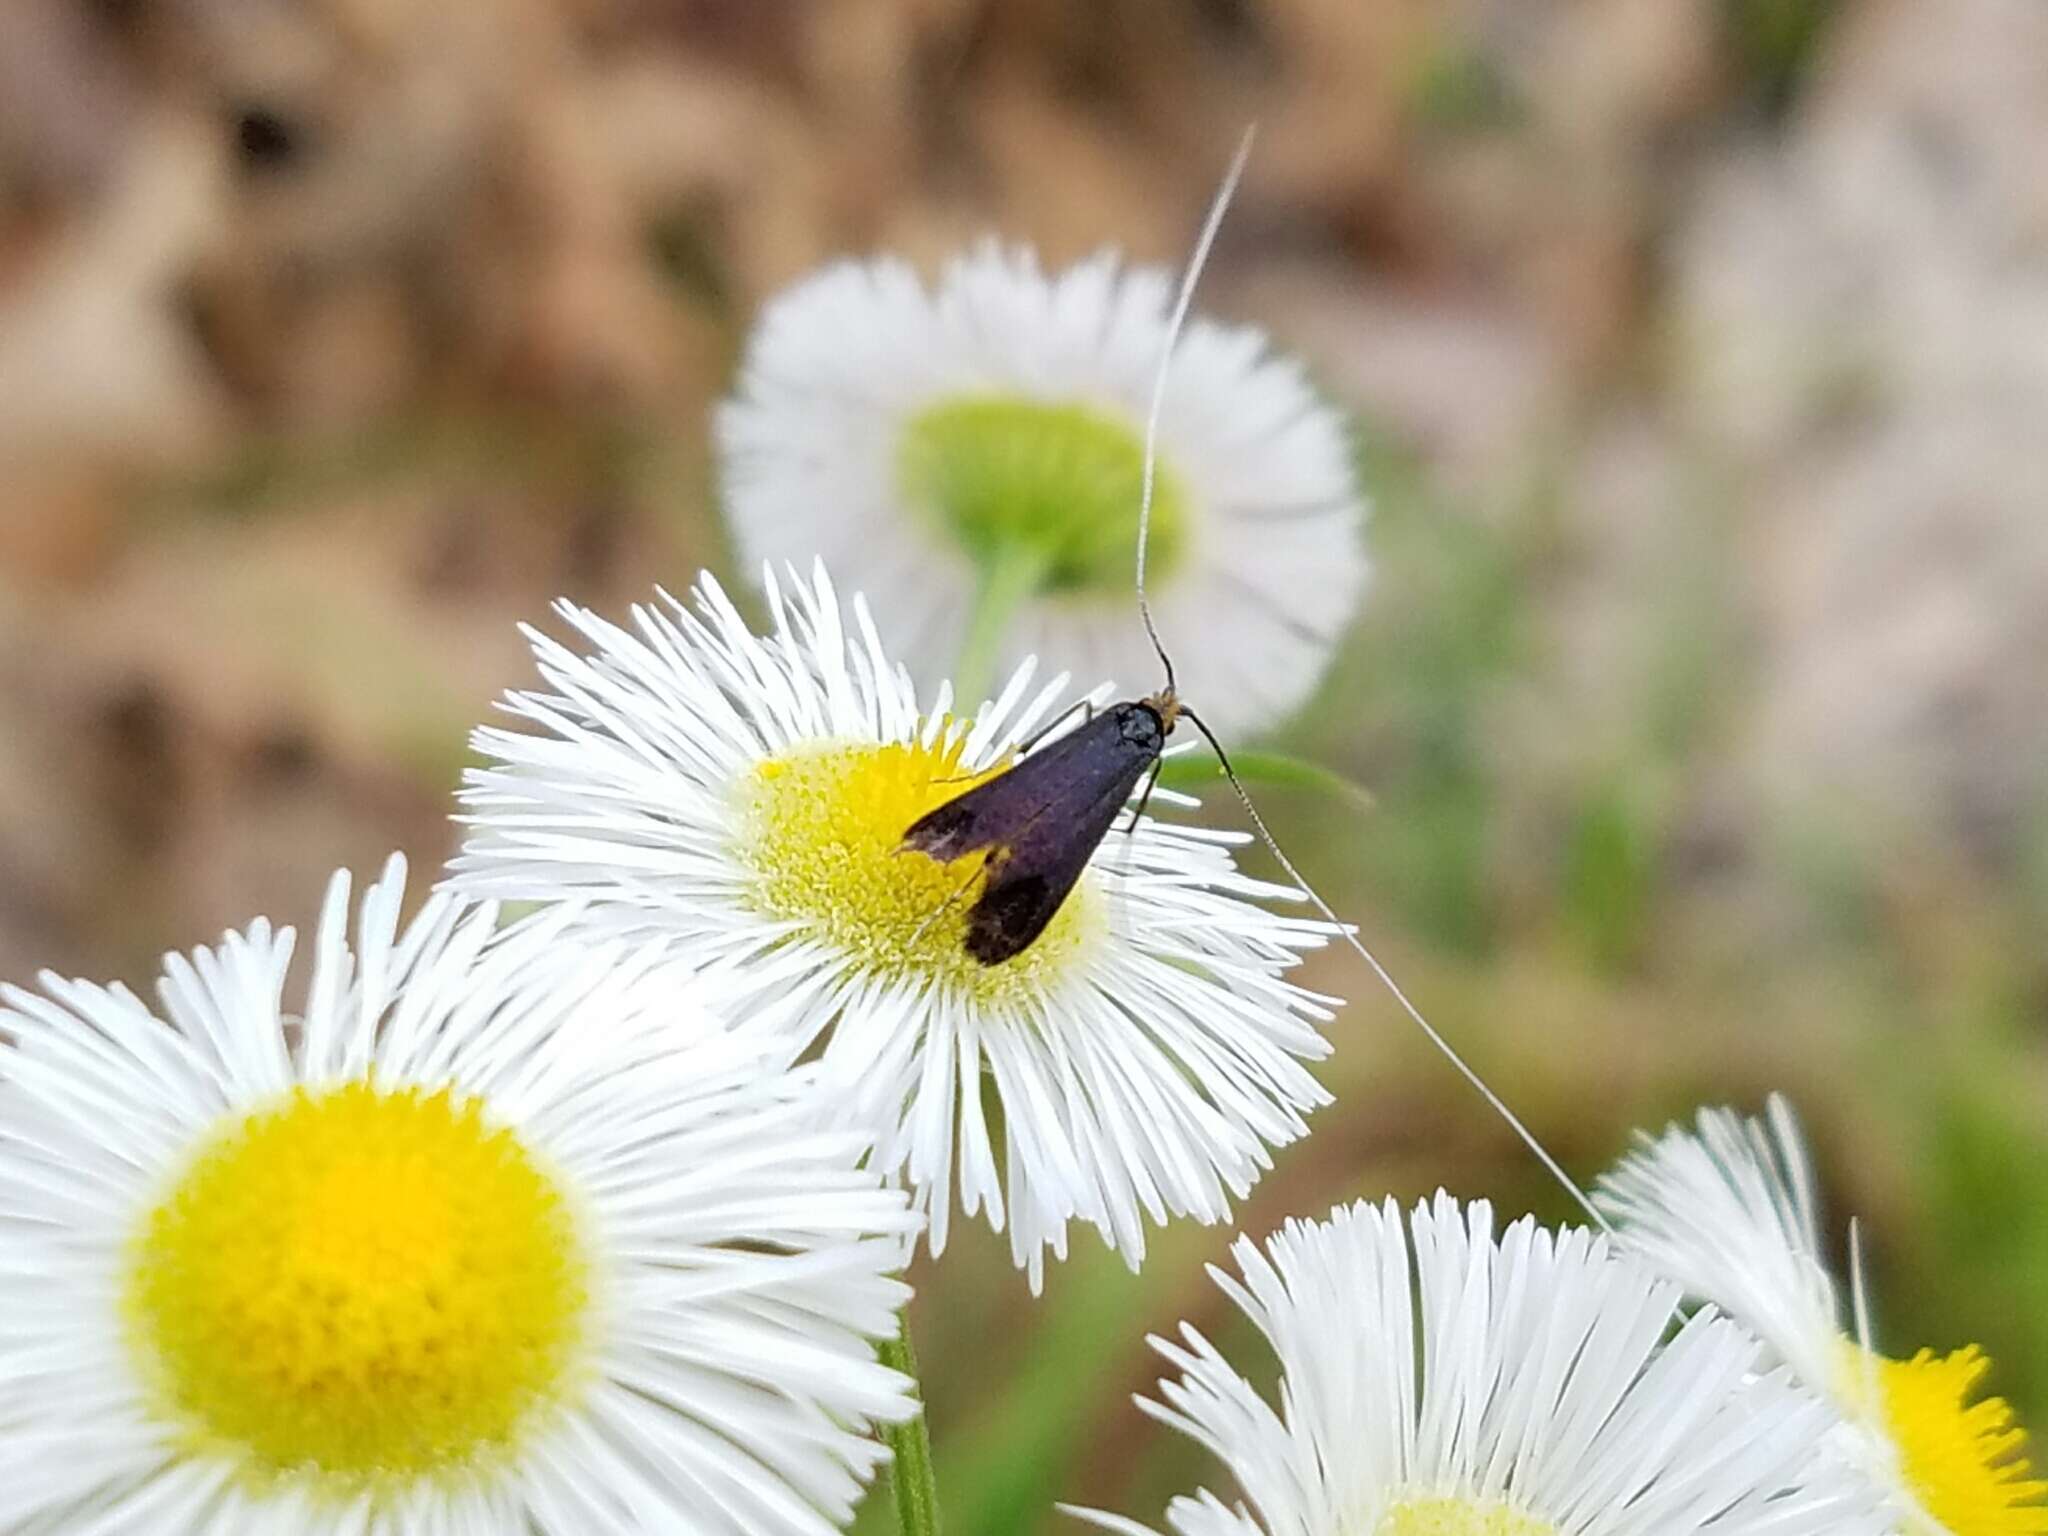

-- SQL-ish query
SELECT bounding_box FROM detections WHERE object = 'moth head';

[1144,688,1182,737]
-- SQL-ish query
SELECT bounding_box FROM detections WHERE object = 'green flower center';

[897,395,1189,594]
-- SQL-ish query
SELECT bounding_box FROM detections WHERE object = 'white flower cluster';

[1,231,2036,1536]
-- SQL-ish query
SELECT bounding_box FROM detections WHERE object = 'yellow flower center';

[1374,1495,1557,1536]
[1840,1342,2048,1535]
[125,1080,589,1491]
[734,736,1094,998]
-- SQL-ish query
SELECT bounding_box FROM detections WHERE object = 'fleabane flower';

[716,243,1367,735]
[450,562,1337,1289]
[1595,1095,2048,1536]
[1072,1194,1887,1536]
[0,854,919,1535]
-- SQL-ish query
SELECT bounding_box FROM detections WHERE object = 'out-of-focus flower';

[716,245,1368,735]
[0,855,917,1535]
[1071,1194,1887,1536]
[450,563,1338,1290]
[1597,1095,2048,1536]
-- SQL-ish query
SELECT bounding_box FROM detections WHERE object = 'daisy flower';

[1072,1194,1887,1536]
[715,243,1367,735]
[449,562,1338,1290]
[0,854,919,1535]
[1595,1095,2048,1536]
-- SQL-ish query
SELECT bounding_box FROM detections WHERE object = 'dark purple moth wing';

[960,765,1140,963]
[900,702,1168,965]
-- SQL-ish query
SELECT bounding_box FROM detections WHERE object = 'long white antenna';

[1135,127,1256,693]
[1142,137,1605,1230]
[1182,711,1604,1227]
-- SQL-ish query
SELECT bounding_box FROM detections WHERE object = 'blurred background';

[3,0,2046,1527]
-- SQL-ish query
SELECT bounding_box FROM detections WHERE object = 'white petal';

[1592,1094,1846,1392]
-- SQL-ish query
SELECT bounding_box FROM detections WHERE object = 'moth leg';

[1015,696,1095,759]
[909,854,1000,945]
[930,697,1095,786]
[1100,776,1152,948]
[1121,758,1163,835]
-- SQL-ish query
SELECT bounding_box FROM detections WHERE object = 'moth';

[898,691,1181,964]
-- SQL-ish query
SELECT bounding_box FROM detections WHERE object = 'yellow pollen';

[1374,1494,1557,1536]
[734,736,1094,998]
[125,1081,588,1489]
[1840,1341,2048,1535]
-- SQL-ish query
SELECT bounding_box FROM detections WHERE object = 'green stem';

[953,543,1049,710]
[880,1324,943,1536]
